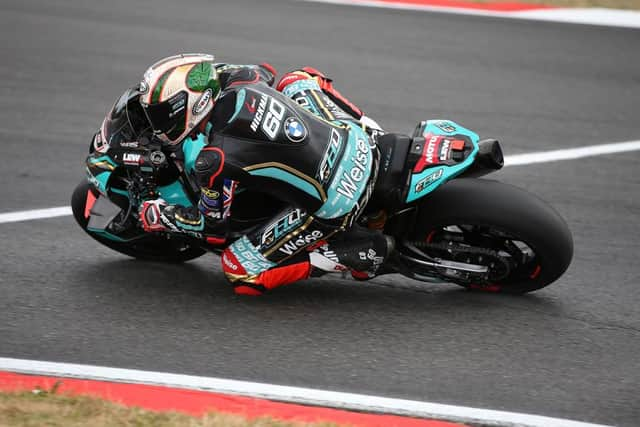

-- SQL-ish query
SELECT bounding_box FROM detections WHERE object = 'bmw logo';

[284,117,307,143]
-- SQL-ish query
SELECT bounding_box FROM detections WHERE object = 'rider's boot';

[310,227,395,280]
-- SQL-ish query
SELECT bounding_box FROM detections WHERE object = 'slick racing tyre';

[412,179,573,294]
[71,180,206,263]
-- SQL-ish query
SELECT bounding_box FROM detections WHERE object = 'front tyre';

[71,180,206,263]
[410,179,573,293]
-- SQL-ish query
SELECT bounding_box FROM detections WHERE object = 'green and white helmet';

[139,53,220,145]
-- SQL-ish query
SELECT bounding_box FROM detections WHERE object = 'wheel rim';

[414,223,543,289]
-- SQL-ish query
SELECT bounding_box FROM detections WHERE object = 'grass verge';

[0,391,344,427]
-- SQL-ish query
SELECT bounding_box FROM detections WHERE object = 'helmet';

[139,53,220,145]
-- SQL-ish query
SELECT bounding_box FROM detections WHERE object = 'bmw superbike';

[72,113,573,294]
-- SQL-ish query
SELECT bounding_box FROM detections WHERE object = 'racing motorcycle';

[72,97,573,294]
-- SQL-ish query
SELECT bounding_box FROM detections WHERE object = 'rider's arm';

[193,142,248,225]
[215,63,276,89]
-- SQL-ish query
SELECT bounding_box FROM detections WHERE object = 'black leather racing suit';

[190,64,391,294]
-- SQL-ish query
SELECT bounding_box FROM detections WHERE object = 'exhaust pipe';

[460,139,504,178]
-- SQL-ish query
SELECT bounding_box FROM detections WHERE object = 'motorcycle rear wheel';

[410,178,573,293]
[71,180,206,263]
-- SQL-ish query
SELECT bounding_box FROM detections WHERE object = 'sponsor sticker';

[119,141,139,148]
[192,88,213,115]
[206,211,222,220]
[320,94,351,120]
[250,95,265,131]
[86,170,104,194]
[279,229,323,255]
[284,117,307,143]
[123,153,141,165]
[168,92,186,118]
[439,139,452,161]
[222,253,239,271]
[414,135,446,173]
[282,79,321,97]
[202,188,220,199]
[260,209,306,248]
[424,135,441,165]
[415,168,444,193]
[245,96,257,113]
[336,138,370,200]
[318,129,342,182]
[434,121,457,133]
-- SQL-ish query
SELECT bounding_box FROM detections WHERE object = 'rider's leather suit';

[102,64,393,295]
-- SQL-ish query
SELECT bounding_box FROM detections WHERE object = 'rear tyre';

[71,180,206,263]
[410,178,573,293]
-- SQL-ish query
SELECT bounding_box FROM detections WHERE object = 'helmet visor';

[142,91,188,142]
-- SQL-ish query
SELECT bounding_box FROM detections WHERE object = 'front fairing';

[92,87,151,154]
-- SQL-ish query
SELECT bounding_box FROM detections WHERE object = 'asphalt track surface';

[0,0,638,425]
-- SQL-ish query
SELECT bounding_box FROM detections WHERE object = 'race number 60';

[262,98,285,139]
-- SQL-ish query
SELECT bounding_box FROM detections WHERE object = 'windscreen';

[101,87,151,146]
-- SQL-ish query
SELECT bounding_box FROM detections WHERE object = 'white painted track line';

[517,7,640,28]
[0,140,638,225]
[299,0,640,29]
[504,140,640,166]
[0,206,72,224]
[0,357,612,427]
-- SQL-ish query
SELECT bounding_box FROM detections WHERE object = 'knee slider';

[194,148,224,188]
[221,247,267,295]
[234,283,266,296]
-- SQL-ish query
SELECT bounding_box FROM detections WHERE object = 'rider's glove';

[139,199,170,232]
[139,199,206,234]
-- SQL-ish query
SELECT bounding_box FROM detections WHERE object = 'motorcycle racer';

[94,53,393,295]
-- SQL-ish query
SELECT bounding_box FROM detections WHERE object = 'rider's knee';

[220,247,265,295]
[221,245,311,295]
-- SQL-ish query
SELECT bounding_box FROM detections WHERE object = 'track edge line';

[0,357,612,427]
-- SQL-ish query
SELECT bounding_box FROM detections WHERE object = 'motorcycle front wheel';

[71,180,207,263]
[408,178,573,293]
